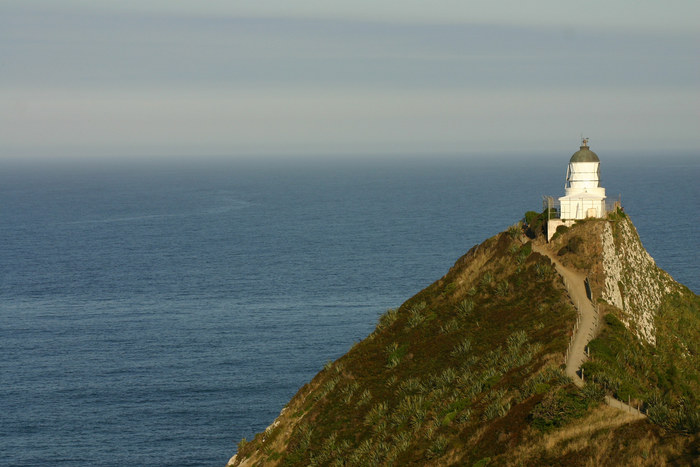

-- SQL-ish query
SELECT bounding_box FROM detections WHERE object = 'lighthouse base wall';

[546,219,577,242]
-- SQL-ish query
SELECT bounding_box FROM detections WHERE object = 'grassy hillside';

[582,292,700,433]
[230,213,699,466]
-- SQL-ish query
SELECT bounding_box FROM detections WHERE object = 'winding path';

[531,243,645,418]
[532,244,596,385]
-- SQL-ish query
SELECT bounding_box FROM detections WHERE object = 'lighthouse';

[559,138,607,220]
[544,139,611,241]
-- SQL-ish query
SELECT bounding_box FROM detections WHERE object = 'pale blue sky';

[1,1,698,159]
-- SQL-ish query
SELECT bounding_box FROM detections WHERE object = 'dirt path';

[532,244,597,386]
[531,243,645,418]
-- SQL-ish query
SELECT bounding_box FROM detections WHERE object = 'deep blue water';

[1,155,697,466]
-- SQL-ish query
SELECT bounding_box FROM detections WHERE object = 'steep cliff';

[600,215,680,345]
[228,212,698,466]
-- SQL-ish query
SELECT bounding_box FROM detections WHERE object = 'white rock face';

[600,218,678,346]
[601,223,624,310]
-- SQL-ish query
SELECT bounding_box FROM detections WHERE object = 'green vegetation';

[582,293,700,433]
[530,386,601,431]
[507,222,522,239]
[524,211,543,239]
[607,206,627,222]
[232,216,699,466]
[557,235,583,256]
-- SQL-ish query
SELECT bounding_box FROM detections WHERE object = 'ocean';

[1,154,697,466]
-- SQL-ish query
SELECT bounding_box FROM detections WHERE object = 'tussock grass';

[376,308,399,331]
[450,337,472,357]
[407,308,425,328]
[340,381,359,405]
[456,298,474,316]
[440,318,461,334]
[396,378,424,396]
[355,389,372,408]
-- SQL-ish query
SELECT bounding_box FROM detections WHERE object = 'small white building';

[545,139,609,241]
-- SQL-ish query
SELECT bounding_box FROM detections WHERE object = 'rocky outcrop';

[600,216,678,345]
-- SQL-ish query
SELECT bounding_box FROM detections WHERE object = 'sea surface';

[1,154,697,466]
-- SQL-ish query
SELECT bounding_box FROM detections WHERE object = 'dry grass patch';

[505,405,642,466]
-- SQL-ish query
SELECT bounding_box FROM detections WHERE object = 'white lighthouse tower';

[558,138,607,220]
[545,139,609,241]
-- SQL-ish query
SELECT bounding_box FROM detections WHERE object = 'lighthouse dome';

[570,146,600,163]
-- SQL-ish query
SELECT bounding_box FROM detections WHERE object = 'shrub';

[607,206,627,221]
[483,399,511,421]
[557,236,583,256]
[507,223,522,239]
[456,408,472,424]
[311,434,339,466]
[364,402,389,427]
[525,211,544,238]
[495,280,510,297]
[436,368,457,387]
[426,436,448,459]
[530,388,591,431]
[349,438,375,465]
[581,382,606,402]
[386,342,407,369]
[482,388,510,421]
[237,437,248,452]
[524,211,539,225]
[314,375,341,401]
[440,318,461,334]
[407,301,428,328]
[355,389,372,408]
[480,272,494,289]
[407,309,426,328]
[534,262,553,280]
[341,382,359,405]
[508,329,527,347]
[396,378,424,396]
[289,423,313,453]
[451,338,472,357]
[456,299,474,316]
[376,308,399,330]
[514,243,533,267]
[391,432,411,457]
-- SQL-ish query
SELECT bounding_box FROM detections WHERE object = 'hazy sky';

[1,1,698,160]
